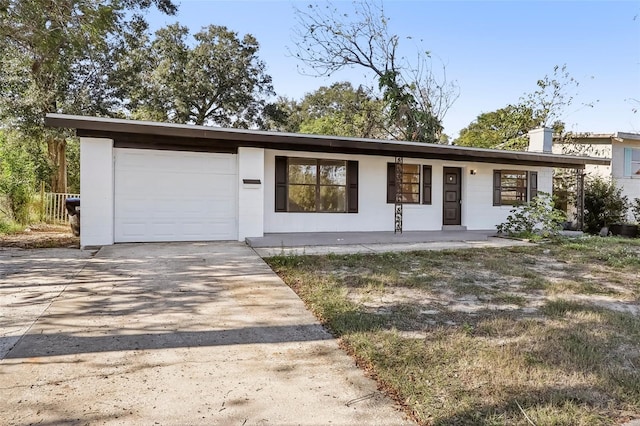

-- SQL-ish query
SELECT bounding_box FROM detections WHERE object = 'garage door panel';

[114,149,238,242]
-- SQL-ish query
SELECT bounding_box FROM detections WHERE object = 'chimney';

[527,127,553,153]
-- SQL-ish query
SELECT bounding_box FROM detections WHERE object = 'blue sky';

[146,0,640,138]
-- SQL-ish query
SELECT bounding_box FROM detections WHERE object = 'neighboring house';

[45,114,608,248]
[553,131,640,204]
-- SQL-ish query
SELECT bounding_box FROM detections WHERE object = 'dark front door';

[443,167,461,226]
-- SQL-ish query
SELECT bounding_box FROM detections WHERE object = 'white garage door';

[114,148,237,242]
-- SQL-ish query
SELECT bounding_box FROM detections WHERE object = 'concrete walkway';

[247,231,533,257]
[0,243,411,425]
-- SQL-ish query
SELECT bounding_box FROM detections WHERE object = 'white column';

[237,147,265,241]
[80,137,114,248]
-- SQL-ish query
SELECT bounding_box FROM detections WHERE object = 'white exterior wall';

[611,141,640,205]
[552,143,612,178]
[237,147,265,240]
[80,137,114,247]
[263,149,552,233]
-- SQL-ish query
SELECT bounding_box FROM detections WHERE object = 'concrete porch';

[245,230,533,257]
[246,230,498,248]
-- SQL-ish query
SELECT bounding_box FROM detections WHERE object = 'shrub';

[497,192,566,239]
[0,135,36,225]
[631,198,640,224]
[583,177,628,234]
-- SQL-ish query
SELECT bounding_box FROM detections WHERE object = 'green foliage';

[631,198,640,224]
[0,133,36,224]
[496,192,566,239]
[265,82,385,138]
[454,104,537,150]
[0,0,177,191]
[0,218,23,235]
[584,177,629,234]
[116,23,274,127]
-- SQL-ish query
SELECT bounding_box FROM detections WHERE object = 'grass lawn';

[266,237,640,425]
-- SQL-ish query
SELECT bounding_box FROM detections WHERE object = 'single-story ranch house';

[45,114,609,248]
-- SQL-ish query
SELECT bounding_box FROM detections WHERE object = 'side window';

[386,163,421,204]
[624,148,640,176]
[493,170,538,206]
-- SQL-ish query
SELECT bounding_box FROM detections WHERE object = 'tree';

[116,23,274,127]
[0,0,177,192]
[265,82,386,138]
[291,0,458,142]
[454,65,580,150]
[454,105,538,150]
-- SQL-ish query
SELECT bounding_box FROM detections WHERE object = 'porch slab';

[246,230,498,248]
[246,231,534,257]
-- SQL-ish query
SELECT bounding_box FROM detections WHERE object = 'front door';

[443,167,461,226]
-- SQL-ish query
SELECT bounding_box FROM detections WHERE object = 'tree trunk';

[47,137,67,193]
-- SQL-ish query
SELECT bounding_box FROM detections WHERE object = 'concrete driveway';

[0,243,410,425]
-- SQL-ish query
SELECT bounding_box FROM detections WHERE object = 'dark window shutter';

[347,161,358,213]
[422,165,432,205]
[387,163,396,203]
[493,170,502,206]
[529,171,538,200]
[275,156,287,212]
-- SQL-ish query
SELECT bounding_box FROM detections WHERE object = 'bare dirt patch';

[0,224,79,249]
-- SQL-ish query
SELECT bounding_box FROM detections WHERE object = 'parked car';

[65,198,80,236]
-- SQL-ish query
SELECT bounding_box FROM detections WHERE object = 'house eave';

[45,113,610,169]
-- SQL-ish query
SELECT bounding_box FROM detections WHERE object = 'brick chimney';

[527,127,553,153]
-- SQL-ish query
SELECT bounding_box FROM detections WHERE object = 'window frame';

[624,147,640,177]
[275,156,358,213]
[493,170,538,206]
[386,163,425,205]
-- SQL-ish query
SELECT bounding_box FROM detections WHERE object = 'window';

[493,170,538,206]
[387,163,430,204]
[275,157,358,213]
[624,148,640,176]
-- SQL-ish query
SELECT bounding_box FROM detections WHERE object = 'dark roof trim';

[45,114,610,168]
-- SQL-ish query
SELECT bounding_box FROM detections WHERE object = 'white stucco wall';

[552,143,612,178]
[611,140,640,205]
[263,149,552,233]
[237,147,265,240]
[80,137,114,247]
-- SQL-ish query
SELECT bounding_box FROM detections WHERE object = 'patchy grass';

[267,236,640,425]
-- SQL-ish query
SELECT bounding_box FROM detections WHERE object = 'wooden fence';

[43,192,80,224]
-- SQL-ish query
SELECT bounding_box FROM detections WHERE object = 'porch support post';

[394,156,403,234]
[576,168,585,231]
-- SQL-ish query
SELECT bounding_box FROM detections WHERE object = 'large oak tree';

[115,23,274,127]
[0,0,177,192]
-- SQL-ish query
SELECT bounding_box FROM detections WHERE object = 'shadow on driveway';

[0,242,411,425]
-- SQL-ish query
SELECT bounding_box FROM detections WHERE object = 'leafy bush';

[0,217,23,235]
[631,198,640,224]
[583,177,628,234]
[0,135,36,224]
[497,192,566,239]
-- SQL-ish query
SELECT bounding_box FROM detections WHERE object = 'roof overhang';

[45,114,611,169]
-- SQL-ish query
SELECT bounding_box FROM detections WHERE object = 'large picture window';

[275,157,358,213]
[387,163,431,204]
[493,170,538,206]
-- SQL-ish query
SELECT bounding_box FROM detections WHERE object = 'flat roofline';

[45,114,610,168]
